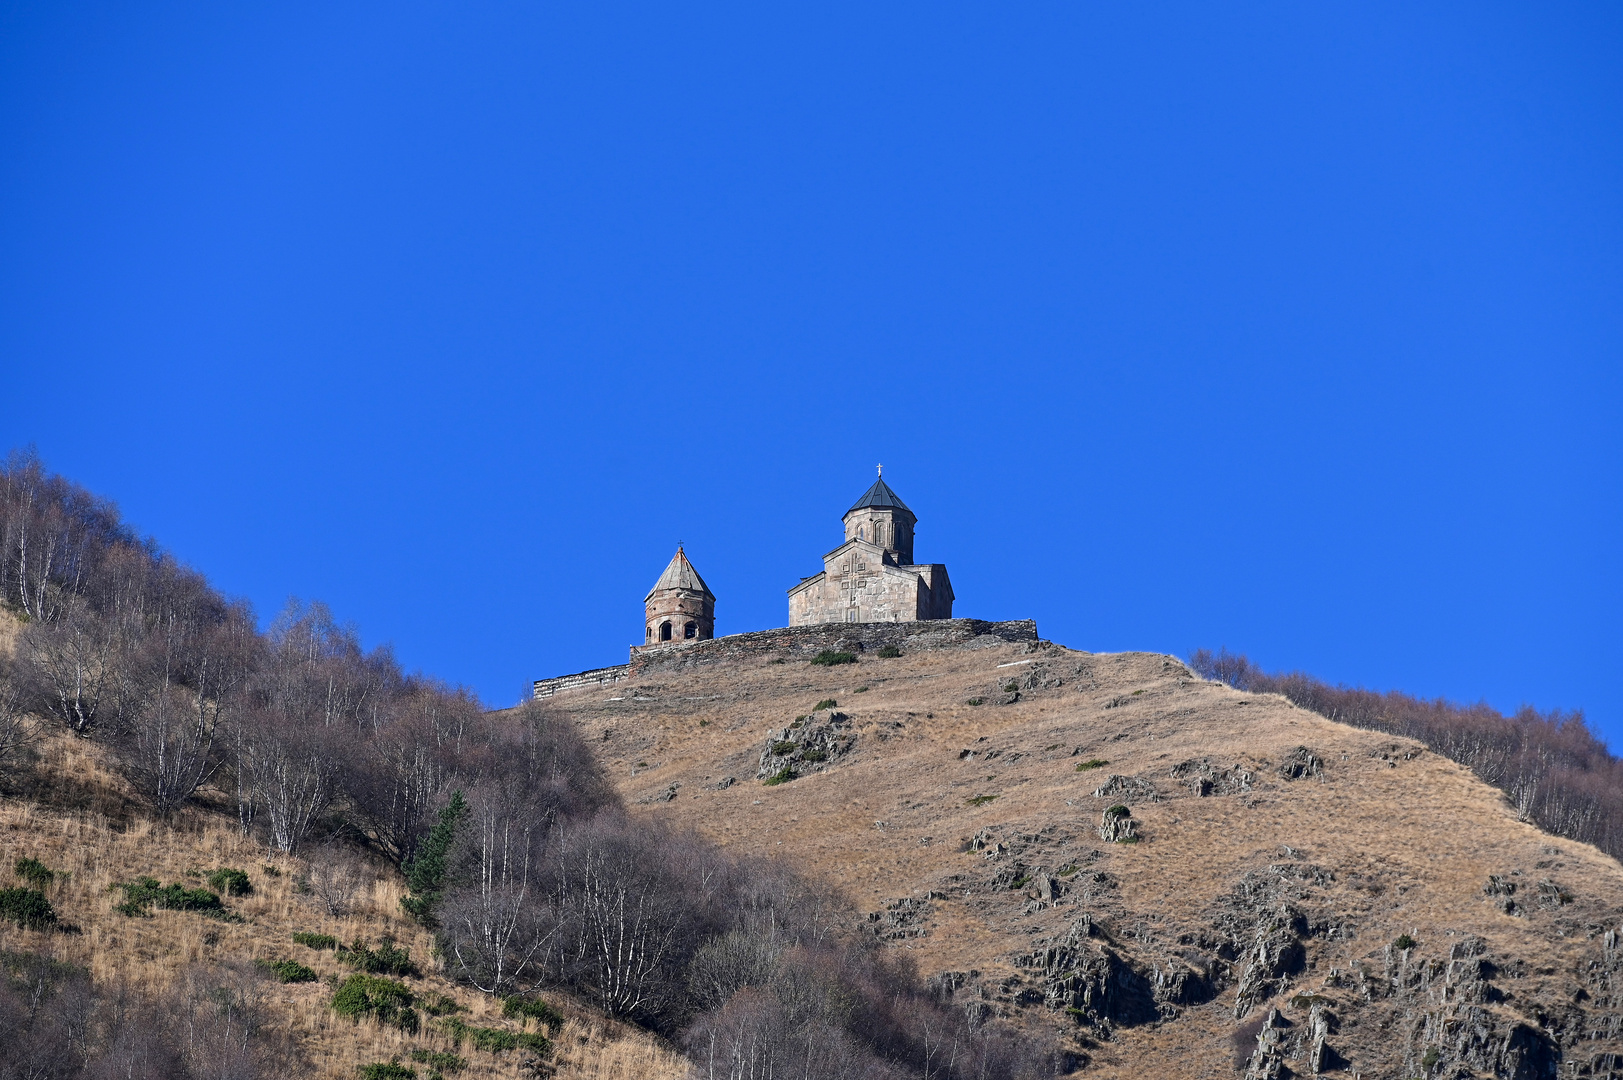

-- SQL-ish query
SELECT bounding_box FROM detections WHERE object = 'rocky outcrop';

[1169,757,1254,796]
[1018,918,1158,1030]
[1206,865,1332,1019]
[1231,904,1309,1017]
[1485,873,1522,915]
[755,709,855,780]
[1016,917,1216,1031]
[1242,1003,1342,1080]
[867,896,931,940]
[1277,746,1324,780]
[1346,935,1564,1079]
[1097,805,1137,844]
[1091,774,1161,802]
[1579,928,1623,1044]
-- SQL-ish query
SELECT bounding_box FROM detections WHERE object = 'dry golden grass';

[0,729,688,1080]
[534,638,1623,1077]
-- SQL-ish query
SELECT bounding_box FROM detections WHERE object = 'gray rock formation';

[1169,756,1254,796]
[1091,774,1161,802]
[1231,904,1309,1018]
[1097,805,1137,843]
[1277,745,1324,780]
[755,709,856,780]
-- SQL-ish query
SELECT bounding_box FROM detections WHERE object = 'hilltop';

[530,623,1623,1079]
[3,452,1619,1079]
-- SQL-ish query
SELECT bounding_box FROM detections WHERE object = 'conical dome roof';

[847,477,912,514]
[644,547,715,602]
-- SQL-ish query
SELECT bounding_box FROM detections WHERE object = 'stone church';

[633,475,952,651]
[787,473,953,625]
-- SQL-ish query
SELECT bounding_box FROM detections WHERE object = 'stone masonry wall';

[530,618,1037,699]
[532,663,630,699]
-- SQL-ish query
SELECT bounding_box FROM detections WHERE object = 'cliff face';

[538,629,1623,1078]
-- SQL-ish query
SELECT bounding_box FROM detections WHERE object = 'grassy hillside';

[0,456,1059,1080]
[533,634,1623,1078]
[0,717,687,1080]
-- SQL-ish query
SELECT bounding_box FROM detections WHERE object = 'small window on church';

[659,622,672,641]
[684,621,697,638]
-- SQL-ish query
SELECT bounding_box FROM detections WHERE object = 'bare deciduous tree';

[15,595,126,734]
[116,585,255,817]
[303,843,366,917]
[0,660,39,778]
[443,787,555,995]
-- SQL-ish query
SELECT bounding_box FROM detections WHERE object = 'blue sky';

[2,3,1619,745]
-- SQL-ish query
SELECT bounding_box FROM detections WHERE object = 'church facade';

[787,475,953,626]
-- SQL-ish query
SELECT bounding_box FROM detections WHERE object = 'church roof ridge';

[645,546,715,602]
[847,476,912,514]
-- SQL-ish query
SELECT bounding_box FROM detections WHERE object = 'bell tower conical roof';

[846,477,911,515]
[644,546,715,602]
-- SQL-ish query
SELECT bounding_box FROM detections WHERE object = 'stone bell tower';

[643,546,715,645]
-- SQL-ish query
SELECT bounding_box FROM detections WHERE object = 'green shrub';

[762,767,796,786]
[809,651,857,666]
[418,991,466,1017]
[409,1049,466,1071]
[1003,682,1019,693]
[207,868,252,896]
[256,958,318,983]
[14,857,55,890]
[111,877,232,919]
[801,749,827,763]
[770,741,799,756]
[812,698,837,711]
[294,931,339,950]
[966,697,985,707]
[1394,934,1417,951]
[0,887,57,930]
[332,973,418,1032]
[965,794,998,807]
[439,1017,550,1055]
[358,1064,416,1080]
[1074,759,1109,771]
[1104,805,1130,818]
[502,995,563,1031]
[854,686,868,693]
[338,936,419,977]
[876,644,902,658]
[1421,1047,1440,1068]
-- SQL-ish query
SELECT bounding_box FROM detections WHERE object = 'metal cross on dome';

[877,463,882,476]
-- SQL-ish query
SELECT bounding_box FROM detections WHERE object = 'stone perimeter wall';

[530,664,631,699]
[531,617,1038,699]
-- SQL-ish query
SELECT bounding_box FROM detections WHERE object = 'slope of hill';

[0,613,685,1080]
[533,628,1623,1079]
